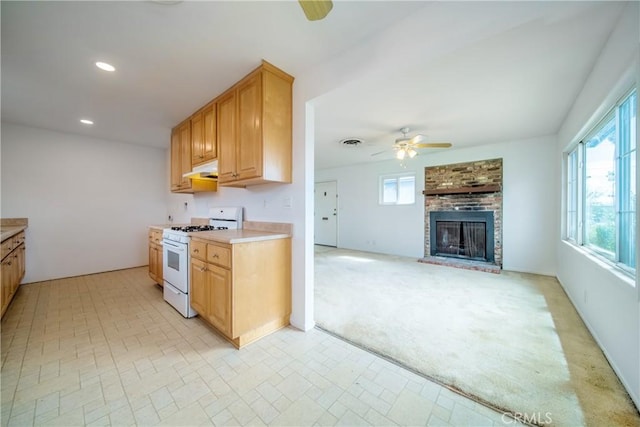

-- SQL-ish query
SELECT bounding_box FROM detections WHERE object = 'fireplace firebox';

[429,211,494,263]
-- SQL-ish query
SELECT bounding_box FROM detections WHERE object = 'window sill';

[561,240,636,287]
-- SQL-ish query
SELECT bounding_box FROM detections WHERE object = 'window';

[566,148,579,242]
[584,112,616,257]
[380,173,415,205]
[566,88,636,274]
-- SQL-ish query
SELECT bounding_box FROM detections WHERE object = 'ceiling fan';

[298,0,333,21]
[372,127,452,160]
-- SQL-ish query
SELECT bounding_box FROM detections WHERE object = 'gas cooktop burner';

[170,225,228,232]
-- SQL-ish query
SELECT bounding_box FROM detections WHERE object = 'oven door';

[162,239,188,293]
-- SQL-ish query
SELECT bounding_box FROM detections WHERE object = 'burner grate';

[170,225,228,232]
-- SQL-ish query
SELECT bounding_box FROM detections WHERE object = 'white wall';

[556,2,640,408]
[1,122,167,283]
[316,135,558,275]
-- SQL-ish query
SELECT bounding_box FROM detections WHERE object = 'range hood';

[183,160,218,180]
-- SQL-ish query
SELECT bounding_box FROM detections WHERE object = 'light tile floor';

[1,267,520,426]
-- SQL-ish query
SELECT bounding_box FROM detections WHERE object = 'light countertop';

[190,229,290,244]
[149,220,292,244]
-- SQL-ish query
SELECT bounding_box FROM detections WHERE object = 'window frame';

[565,87,636,278]
[379,172,416,206]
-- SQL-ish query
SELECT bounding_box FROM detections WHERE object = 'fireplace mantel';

[422,184,501,196]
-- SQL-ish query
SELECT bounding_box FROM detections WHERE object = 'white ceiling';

[1,1,625,169]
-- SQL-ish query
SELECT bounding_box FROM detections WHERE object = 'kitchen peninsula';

[150,220,292,348]
[190,221,291,348]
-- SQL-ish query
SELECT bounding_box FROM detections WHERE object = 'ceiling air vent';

[340,138,364,147]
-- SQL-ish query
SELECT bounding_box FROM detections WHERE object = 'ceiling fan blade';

[370,150,388,157]
[409,134,428,144]
[298,0,333,21]
[413,142,452,148]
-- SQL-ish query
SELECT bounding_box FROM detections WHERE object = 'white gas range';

[162,207,243,318]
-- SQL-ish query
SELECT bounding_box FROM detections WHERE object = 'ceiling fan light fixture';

[408,148,418,158]
[298,0,333,21]
[95,61,115,72]
[396,149,406,160]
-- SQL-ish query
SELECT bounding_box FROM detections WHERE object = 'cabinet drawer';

[207,244,231,268]
[190,240,207,261]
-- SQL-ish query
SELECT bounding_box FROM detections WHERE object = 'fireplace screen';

[429,211,494,263]
[436,221,486,260]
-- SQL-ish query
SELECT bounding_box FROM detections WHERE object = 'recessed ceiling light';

[339,138,364,147]
[95,61,115,72]
[80,119,94,125]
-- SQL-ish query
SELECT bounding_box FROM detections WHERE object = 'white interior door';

[315,181,338,246]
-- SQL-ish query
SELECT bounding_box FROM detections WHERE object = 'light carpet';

[315,247,640,426]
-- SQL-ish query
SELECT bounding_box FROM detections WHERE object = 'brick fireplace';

[420,158,503,272]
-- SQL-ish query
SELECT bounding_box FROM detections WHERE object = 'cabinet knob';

[194,249,199,253]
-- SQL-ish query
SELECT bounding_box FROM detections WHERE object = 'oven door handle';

[163,241,185,251]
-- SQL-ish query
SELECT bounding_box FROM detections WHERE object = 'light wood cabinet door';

[191,102,217,167]
[149,245,156,280]
[148,230,163,285]
[202,102,217,163]
[207,264,231,336]
[236,73,262,181]
[170,120,192,192]
[179,121,192,189]
[190,258,209,316]
[2,256,15,312]
[1,258,8,313]
[217,90,237,183]
[148,244,163,285]
[1,231,27,319]
[170,128,182,191]
[191,110,204,165]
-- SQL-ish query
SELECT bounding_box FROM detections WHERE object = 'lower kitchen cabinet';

[205,263,232,335]
[190,236,290,348]
[190,258,208,316]
[1,229,26,318]
[191,258,231,336]
[148,228,163,285]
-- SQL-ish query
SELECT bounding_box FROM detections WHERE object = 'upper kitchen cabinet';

[170,120,190,192]
[217,61,293,187]
[191,101,217,167]
[171,118,217,193]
